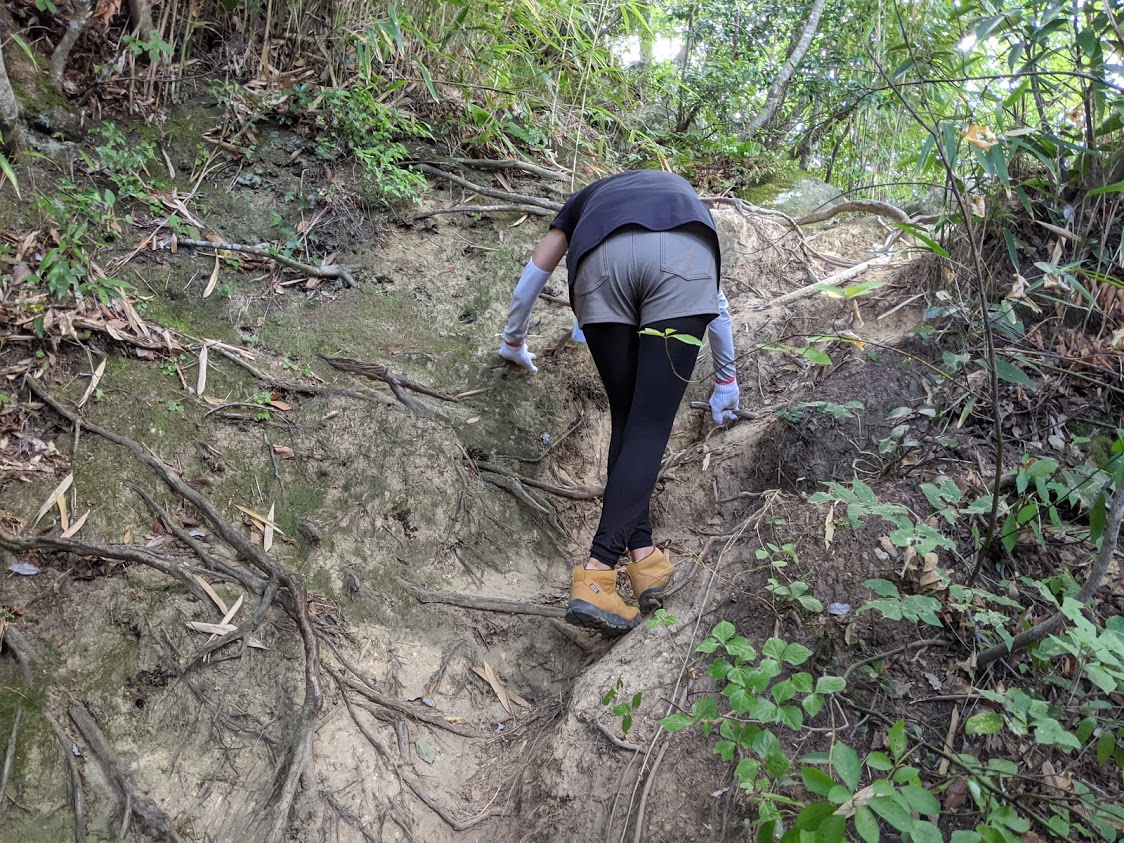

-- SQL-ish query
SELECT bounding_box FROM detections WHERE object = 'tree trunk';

[740,0,829,141]
[50,0,92,92]
[128,0,157,38]
[0,11,27,153]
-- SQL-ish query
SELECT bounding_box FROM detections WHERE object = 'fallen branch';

[411,157,568,181]
[69,703,185,843]
[976,485,1124,669]
[319,354,459,412]
[411,164,562,212]
[175,238,357,288]
[755,254,894,311]
[398,578,566,618]
[413,204,553,220]
[796,200,911,226]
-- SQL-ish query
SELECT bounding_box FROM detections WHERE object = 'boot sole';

[564,600,639,636]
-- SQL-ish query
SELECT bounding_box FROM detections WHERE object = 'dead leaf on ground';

[32,472,73,529]
[943,777,968,811]
[78,359,107,408]
[472,662,530,716]
[203,254,220,298]
[263,502,275,552]
[272,445,296,459]
[60,510,90,538]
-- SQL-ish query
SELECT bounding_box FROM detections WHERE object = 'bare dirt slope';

[0,153,933,842]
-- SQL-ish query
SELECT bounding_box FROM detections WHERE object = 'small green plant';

[638,326,703,346]
[601,677,642,736]
[644,608,678,629]
[120,32,174,63]
[758,543,823,613]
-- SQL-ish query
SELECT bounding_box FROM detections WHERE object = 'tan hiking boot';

[565,567,640,635]
[625,548,673,613]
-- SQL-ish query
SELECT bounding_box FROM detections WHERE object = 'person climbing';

[497,169,740,635]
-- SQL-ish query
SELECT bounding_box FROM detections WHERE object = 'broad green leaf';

[782,643,813,666]
[1096,731,1116,764]
[777,705,803,731]
[802,693,825,717]
[799,347,833,366]
[1034,717,1081,750]
[801,766,836,797]
[993,357,1036,390]
[661,712,691,733]
[725,636,757,661]
[888,720,907,760]
[831,742,862,790]
[865,751,893,771]
[869,794,913,832]
[735,757,761,785]
[712,621,736,643]
[964,711,1004,735]
[764,750,790,779]
[854,805,880,843]
[900,783,940,816]
[815,676,846,694]
[909,820,944,843]
[864,579,900,598]
[794,801,836,830]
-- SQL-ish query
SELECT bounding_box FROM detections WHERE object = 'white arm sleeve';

[708,289,737,382]
[502,259,552,345]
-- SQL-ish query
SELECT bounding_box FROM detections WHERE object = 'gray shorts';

[571,225,719,327]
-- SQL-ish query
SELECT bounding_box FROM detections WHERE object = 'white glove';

[709,379,740,424]
[499,341,538,374]
[571,317,586,343]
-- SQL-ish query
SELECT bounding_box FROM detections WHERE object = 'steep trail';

[0,156,930,842]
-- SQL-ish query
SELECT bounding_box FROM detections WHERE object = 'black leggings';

[583,315,712,565]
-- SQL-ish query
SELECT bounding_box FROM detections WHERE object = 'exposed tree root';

[22,378,323,843]
[0,706,20,823]
[174,237,358,288]
[796,199,911,226]
[472,458,603,500]
[69,703,185,843]
[319,354,459,412]
[1,625,38,686]
[211,346,399,409]
[44,711,85,843]
[338,672,484,738]
[398,578,566,618]
[401,771,508,832]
